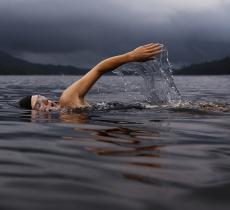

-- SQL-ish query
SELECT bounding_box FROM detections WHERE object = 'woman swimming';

[18,43,162,111]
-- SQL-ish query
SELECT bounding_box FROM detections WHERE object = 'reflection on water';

[30,110,163,158]
[83,127,161,157]
[31,110,89,124]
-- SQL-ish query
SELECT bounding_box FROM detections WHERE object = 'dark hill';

[174,57,230,75]
[0,51,87,75]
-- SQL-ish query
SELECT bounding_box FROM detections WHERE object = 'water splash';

[113,46,181,105]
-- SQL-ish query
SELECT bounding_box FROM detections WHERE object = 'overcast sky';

[0,0,230,68]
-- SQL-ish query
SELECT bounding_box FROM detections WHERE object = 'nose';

[42,99,49,106]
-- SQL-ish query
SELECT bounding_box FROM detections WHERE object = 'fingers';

[144,43,163,49]
[143,42,163,53]
[145,45,163,55]
[132,42,163,62]
[146,46,162,53]
[144,43,155,47]
[149,49,162,56]
[146,46,162,54]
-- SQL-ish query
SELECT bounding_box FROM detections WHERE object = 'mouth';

[50,101,58,107]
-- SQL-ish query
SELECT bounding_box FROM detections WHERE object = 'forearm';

[94,43,162,74]
[95,53,132,74]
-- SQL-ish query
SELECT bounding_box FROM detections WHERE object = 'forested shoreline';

[1,51,230,75]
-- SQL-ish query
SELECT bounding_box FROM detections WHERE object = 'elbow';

[95,60,112,74]
[59,92,72,108]
[95,65,105,75]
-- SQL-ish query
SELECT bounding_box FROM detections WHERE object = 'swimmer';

[18,43,162,111]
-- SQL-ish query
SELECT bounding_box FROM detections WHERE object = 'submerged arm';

[59,43,162,107]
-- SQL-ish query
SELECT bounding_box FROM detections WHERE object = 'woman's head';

[18,95,58,111]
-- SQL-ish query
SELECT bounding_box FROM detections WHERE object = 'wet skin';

[31,95,59,111]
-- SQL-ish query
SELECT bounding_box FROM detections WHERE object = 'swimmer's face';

[31,95,58,111]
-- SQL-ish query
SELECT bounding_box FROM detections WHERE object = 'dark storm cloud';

[0,0,230,68]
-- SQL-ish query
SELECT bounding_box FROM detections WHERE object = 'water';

[113,47,181,105]
[0,74,230,210]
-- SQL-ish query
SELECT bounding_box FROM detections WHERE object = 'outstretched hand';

[128,43,163,62]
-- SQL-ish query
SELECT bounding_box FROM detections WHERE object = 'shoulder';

[59,95,90,109]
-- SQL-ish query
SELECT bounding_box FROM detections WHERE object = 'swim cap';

[18,95,32,110]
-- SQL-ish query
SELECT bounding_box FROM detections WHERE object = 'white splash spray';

[113,46,181,105]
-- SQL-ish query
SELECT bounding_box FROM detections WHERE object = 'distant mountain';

[2,51,229,76]
[174,57,230,75]
[0,51,87,75]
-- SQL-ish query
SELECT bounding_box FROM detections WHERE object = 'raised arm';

[59,43,162,108]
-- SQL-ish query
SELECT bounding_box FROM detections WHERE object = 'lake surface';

[0,75,230,210]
